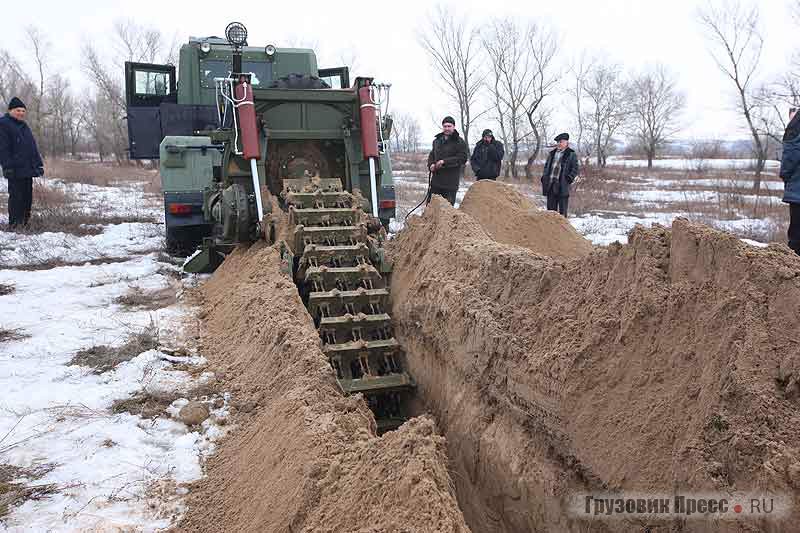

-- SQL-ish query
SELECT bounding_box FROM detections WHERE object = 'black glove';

[3,168,14,179]
[36,166,44,177]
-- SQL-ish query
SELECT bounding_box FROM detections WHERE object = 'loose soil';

[174,242,470,533]
[460,179,593,258]
[389,193,800,532]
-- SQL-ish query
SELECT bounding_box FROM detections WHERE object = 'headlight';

[225,22,248,47]
[200,41,211,54]
[265,44,276,57]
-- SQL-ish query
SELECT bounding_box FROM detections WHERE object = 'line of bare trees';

[413,0,799,184]
[0,19,175,163]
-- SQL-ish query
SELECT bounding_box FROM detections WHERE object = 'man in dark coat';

[781,108,800,255]
[426,116,470,205]
[0,97,44,227]
[541,132,579,217]
[470,129,505,180]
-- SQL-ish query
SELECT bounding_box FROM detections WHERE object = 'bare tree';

[81,42,128,161]
[0,50,33,108]
[583,62,630,167]
[627,64,686,168]
[24,26,50,142]
[484,18,531,179]
[44,74,72,155]
[390,111,421,153]
[113,18,172,64]
[698,0,767,192]
[418,6,484,144]
[483,19,558,180]
[566,53,593,164]
[523,22,559,167]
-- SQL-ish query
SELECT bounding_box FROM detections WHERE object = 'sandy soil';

[460,180,593,258]
[389,193,800,532]
[174,242,470,533]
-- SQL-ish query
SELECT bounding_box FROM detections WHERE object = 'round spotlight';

[200,41,211,54]
[225,22,248,47]
[265,44,276,57]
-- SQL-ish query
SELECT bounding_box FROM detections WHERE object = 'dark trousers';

[8,178,33,226]
[789,203,800,255]
[426,185,457,206]
[546,194,568,217]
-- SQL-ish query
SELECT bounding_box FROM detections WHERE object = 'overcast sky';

[0,0,796,145]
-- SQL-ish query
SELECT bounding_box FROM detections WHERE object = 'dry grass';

[1,180,156,237]
[4,256,134,272]
[0,327,28,343]
[111,381,219,419]
[0,463,58,519]
[391,152,428,173]
[111,389,181,419]
[68,321,160,374]
[45,158,161,194]
[113,286,177,311]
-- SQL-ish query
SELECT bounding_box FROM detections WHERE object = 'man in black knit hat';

[426,116,470,206]
[541,132,579,217]
[470,128,505,180]
[0,97,44,227]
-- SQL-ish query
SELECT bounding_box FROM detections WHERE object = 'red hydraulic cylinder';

[358,86,379,159]
[235,78,260,160]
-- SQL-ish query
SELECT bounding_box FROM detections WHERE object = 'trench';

[386,197,606,533]
[392,296,600,533]
[386,181,800,533]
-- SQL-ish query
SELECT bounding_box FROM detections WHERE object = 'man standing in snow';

[426,116,470,206]
[781,107,800,255]
[470,129,505,180]
[0,97,44,228]
[541,132,579,217]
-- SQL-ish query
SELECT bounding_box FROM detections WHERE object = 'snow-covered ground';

[0,178,224,531]
[606,156,781,171]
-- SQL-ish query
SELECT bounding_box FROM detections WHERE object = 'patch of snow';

[740,238,769,248]
[0,179,221,531]
[0,223,164,268]
[607,157,781,171]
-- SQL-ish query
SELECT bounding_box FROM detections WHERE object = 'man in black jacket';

[426,116,470,205]
[541,132,579,217]
[0,97,44,227]
[470,129,505,180]
[781,108,800,254]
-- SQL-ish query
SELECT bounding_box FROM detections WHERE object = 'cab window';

[135,70,171,96]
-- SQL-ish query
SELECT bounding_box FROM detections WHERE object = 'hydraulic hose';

[405,171,433,222]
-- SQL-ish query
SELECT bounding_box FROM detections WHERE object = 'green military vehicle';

[124,22,411,431]
[124,21,397,262]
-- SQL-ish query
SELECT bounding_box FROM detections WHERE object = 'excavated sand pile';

[390,195,800,532]
[176,242,471,533]
[460,179,593,258]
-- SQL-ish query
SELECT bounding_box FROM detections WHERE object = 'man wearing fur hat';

[0,97,44,227]
[541,132,579,217]
[470,129,505,180]
[426,116,470,206]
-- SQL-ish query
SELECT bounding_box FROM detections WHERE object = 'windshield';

[199,59,273,88]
